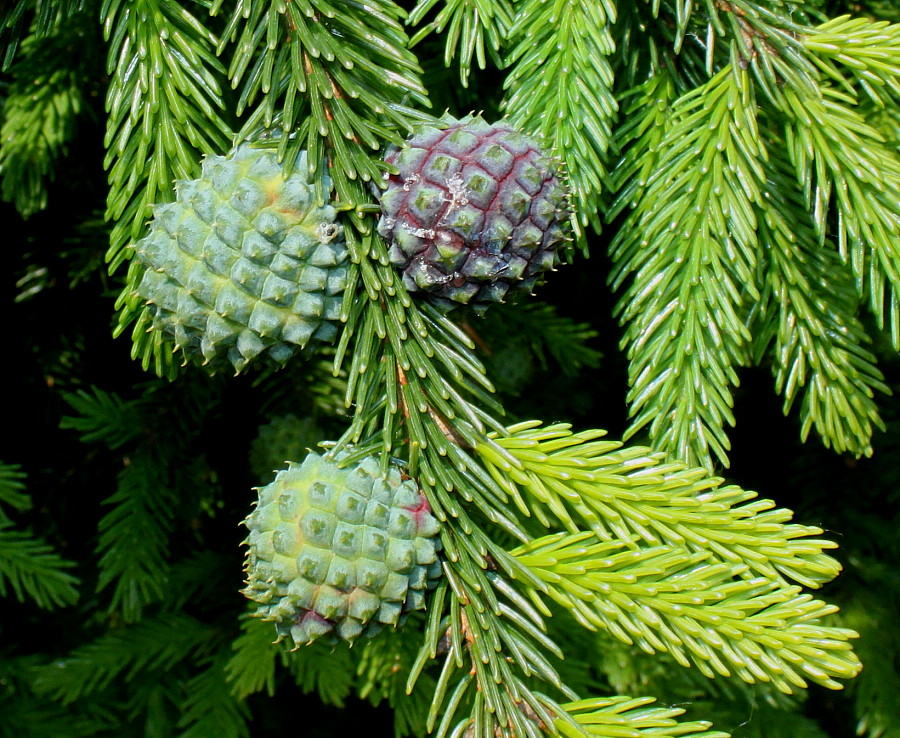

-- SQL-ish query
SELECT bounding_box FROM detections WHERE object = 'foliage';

[3,0,900,736]
[0,9,99,217]
[103,0,233,378]
[606,3,900,470]
[0,463,79,609]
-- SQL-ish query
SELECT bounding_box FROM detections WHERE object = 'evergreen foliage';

[3,0,900,736]
[0,463,79,608]
[103,0,233,376]
[0,11,97,217]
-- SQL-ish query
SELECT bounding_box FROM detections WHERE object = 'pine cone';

[242,451,442,646]
[134,144,348,373]
[376,115,570,306]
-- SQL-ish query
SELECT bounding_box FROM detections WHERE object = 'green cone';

[242,451,442,646]
[134,144,349,373]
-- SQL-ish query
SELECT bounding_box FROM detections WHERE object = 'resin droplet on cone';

[242,452,442,646]
[376,115,570,306]
[134,144,349,373]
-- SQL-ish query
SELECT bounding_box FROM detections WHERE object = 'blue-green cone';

[134,144,349,373]
[242,451,442,646]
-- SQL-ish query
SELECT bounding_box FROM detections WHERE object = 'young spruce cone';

[376,115,570,307]
[134,144,348,373]
[242,451,442,646]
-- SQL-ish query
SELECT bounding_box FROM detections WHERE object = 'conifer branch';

[212,0,431,200]
[0,0,83,70]
[102,0,232,377]
[357,623,435,737]
[754,135,889,456]
[59,387,145,449]
[411,555,575,738]
[478,423,842,589]
[334,231,505,494]
[331,232,590,735]
[609,62,765,470]
[559,696,728,738]
[502,0,617,243]
[407,0,513,87]
[63,381,223,622]
[102,0,231,260]
[0,1,31,70]
[31,613,216,704]
[711,5,900,356]
[780,84,900,348]
[606,71,679,223]
[7,0,892,734]
[515,531,860,693]
[177,651,251,738]
[701,2,817,120]
[0,463,29,518]
[0,671,118,738]
[226,614,283,700]
[94,450,177,621]
[609,8,900,462]
[0,463,79,610]
[284,638,356,707]
[473,302,601,378]
[0,528,80,609]
[0,13,92,218]
[226,613,356,707]
[593,631,802,713]
[802,16,900,106]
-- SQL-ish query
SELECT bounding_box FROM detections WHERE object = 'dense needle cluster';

[4,0,895,735]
